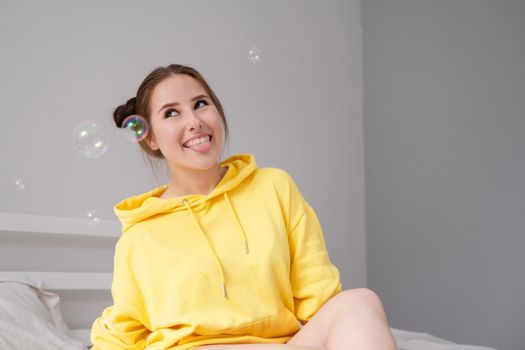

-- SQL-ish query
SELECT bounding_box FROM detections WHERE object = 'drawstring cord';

[182,198,227,298]
[224,192,250,254]
[181,193,250,298]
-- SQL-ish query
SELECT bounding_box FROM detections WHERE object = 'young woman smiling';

[90,64,396,350]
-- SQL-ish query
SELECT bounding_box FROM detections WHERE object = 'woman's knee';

[331,288,387,317]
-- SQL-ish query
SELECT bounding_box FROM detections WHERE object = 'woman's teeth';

[185,135,210,147]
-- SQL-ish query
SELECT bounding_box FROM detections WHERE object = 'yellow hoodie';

[91,154,342,350]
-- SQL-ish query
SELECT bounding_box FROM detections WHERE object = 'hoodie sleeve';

[90,236,150,350]
[280,171,343,323]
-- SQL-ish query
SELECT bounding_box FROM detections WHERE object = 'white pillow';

[0,276,86,350]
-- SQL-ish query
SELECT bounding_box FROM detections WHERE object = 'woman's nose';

[186,112,203,130]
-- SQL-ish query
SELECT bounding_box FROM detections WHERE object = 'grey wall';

[0,1,365,289]
[363,1,525,350]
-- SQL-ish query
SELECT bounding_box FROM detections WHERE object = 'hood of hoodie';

[114,154,256,233]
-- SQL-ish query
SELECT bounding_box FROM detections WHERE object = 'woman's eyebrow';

[158,94,208,113]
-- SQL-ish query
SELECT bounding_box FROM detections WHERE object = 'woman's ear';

[146,134,159,151]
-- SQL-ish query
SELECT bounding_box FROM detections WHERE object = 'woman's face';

[147,74,223,172]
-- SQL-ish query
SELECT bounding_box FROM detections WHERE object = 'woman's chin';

[184,154,220,170]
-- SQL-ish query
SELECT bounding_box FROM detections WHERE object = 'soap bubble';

[73,120,109,158]
[247,46,262,63]
[14,179,26,191]
[122,115,148,142]
[86,209,101,225]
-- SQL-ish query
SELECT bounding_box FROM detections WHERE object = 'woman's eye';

[195,99,208,109]
[164,109,178,118]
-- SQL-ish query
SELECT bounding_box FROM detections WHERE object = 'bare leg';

[287,288,397,350]
[196,345,323,350]
[197,288,396,350]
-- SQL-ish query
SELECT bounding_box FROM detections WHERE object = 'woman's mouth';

[183,135,212,152]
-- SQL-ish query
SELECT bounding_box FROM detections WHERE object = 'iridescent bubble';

[14,179,26,191]
[122,115,148,142]
[248,46,262,63]
[73,120,109,158]
[86,209,101,225]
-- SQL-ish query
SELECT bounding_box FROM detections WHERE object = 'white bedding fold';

[391,328,498,350]
[0,277,86,350]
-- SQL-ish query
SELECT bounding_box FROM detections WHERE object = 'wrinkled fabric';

[391,328,499,350]
[0,277,86,350]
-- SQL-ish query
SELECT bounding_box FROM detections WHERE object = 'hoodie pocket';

[218,308,300,338]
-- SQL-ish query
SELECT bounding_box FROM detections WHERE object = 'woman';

[90,64,396,350]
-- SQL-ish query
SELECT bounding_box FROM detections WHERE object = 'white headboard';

[0,212,120,346]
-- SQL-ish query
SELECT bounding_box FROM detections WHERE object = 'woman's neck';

[162,163,226,199]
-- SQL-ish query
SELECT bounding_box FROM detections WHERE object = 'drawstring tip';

[244,241,249,254]
[221,283,227,298]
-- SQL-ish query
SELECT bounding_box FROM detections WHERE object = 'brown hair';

[113,64,229,160]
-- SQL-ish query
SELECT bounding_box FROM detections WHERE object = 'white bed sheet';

[391,328,498,350]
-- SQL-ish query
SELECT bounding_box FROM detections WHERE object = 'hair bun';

[113,97,137,128]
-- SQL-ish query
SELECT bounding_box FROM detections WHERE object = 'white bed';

[0,212,498,350]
